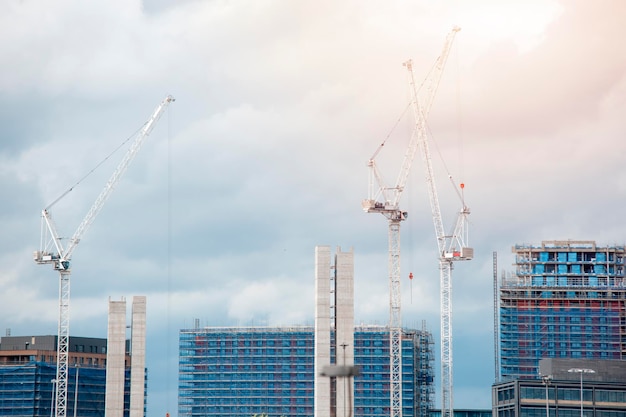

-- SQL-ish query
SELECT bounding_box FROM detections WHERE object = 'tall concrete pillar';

[130,296,146,417]
[105,298,126,417]
[335,247,355,417]
[314,246,332,417]
[314,246,355,417]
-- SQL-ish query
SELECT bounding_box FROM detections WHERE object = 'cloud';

[465,0,626,137]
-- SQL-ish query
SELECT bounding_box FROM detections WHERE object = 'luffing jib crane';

[34,95,174,417]
[405,28,472,417]
[362,27,460,417]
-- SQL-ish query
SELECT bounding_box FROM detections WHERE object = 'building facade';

[429,411,491,417]
[500,240,626,380]
[0,335,130,417]
[178,325,435,417]
[493,358,626,417]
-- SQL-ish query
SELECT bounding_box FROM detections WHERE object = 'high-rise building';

[178,325,434,417]
[499,240,626,380]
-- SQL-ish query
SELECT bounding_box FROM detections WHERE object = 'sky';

[1,0,625,415]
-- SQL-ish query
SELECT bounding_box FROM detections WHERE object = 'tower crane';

[34,95,174,417]
[362,27,460,417]
[404,30,472,417]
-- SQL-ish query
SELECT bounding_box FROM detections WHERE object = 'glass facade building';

[493,358,626,417]
[500,241,626,380]
[178,325,434,417]
[429,411,491,417]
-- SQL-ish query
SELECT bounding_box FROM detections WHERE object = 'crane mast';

[34,95,174,417]
[405,27,472,417]
[362,27,459,417]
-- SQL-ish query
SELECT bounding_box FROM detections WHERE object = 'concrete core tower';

[105,296,147,417]
[314,246,355,417]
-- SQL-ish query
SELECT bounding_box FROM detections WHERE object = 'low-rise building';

[492,358,626,417]
[0,335,130,417]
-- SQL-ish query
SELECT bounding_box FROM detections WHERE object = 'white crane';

[362,27,460,417]
[404,30,472,417]
[34,95,175,417]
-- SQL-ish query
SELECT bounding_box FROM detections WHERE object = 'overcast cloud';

[1,0,625,415]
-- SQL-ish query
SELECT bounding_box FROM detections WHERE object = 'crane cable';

[405,57,449,304]
[166,102,174,417]
[419,42,467,207]
[369,57,441,162]
[45,123,147,211]
[369,101,412,162]
[407,33,467,290]
[405,71,415,304]
[454,34,466,206]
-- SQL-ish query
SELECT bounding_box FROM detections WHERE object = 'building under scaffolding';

[0,335,131,417]
[178,325,434,417]
[500,240,626,380]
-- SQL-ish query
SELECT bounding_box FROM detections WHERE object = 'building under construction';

[179,246,435,417]
[0,296,147,417]
[499,240,626,380]
[0,335,128,417]
[178,325,434,417]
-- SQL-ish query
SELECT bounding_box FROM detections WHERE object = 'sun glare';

[454,0,563,53]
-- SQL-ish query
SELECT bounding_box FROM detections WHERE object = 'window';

[520,406,555,417]
[498,387,514,402]
[521,387,545,400]
[558,387,591,402]
[596,389,626,403]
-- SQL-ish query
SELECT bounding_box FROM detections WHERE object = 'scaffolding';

[415,322,435,417]
[178,325,435,417]
[500,240,626,380]
[0,362,129,417]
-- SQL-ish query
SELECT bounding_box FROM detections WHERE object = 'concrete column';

[335,247,354,417]
[105,298,126,417]
[130,296,146,417]
[314,246,332,417]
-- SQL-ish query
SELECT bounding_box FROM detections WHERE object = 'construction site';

[1,26,475,417]
[13,22,626,417]
[178,325,434,417]
[178,246,435,417]
[0,96,173,417]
